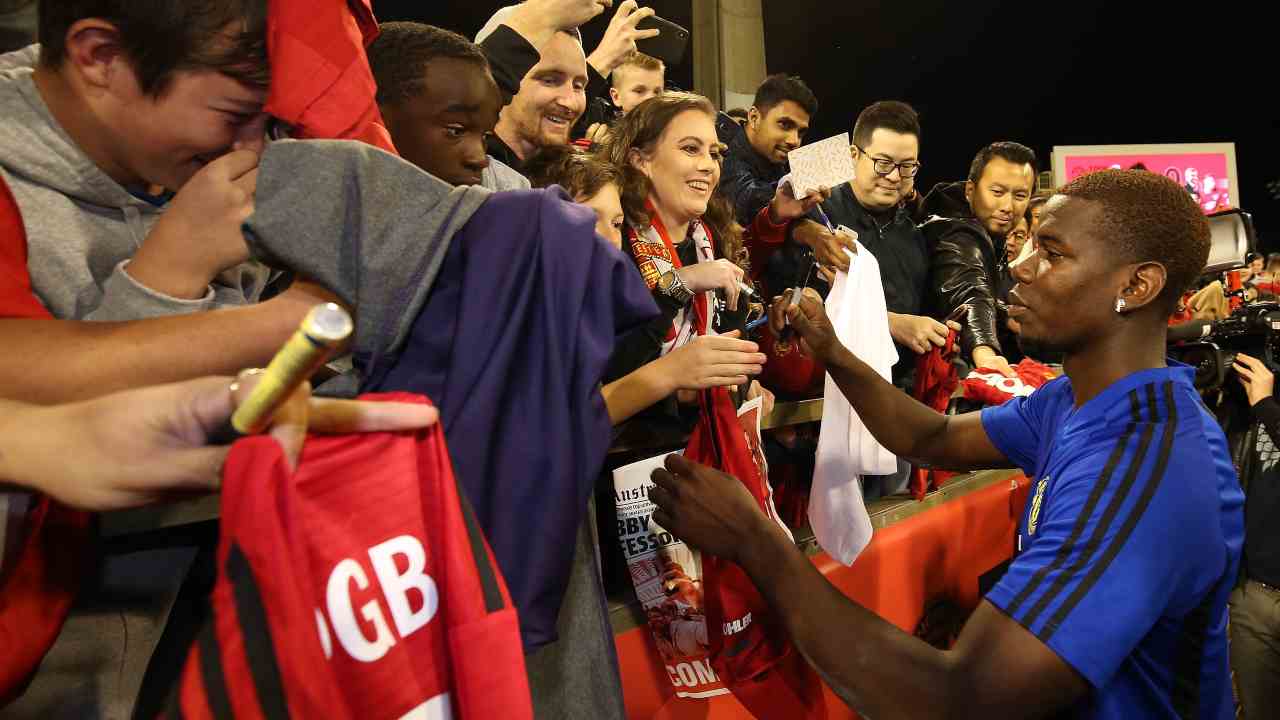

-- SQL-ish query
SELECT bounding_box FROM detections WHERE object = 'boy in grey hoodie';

[0,1,330,405]
[0,3,325,717]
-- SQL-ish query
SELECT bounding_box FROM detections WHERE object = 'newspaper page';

[735,396,793,542]
[613,452,729,699]
[612,396,791,699]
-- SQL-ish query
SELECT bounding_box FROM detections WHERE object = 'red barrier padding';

[615,473,1031,719]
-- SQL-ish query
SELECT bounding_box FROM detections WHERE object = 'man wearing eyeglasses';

[818,101,957,498]
[821,101,947,363]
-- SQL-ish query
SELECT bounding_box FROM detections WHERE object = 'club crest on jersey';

[1027,477,1048,536]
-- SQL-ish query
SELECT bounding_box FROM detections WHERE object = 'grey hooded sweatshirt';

[0,45,266,720]
[0,44,268,320]
[245,138,490,375]
[245,138,626,720]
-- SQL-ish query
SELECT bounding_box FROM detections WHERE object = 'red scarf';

[625,201,716,354]
[685,389,827,719]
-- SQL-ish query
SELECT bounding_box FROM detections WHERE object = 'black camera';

[1163,208,1280,487]
[1167,209,1264,391]
[1170,302,1280,390]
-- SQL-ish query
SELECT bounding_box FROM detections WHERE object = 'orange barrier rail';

[613,471,1032,719]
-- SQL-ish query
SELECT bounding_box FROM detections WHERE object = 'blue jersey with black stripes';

[981,364,1244,720]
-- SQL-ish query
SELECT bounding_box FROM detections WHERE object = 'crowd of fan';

[365,8,1059,458]
[0,1,1271,718]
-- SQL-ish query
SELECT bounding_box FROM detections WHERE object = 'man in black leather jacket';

[915,141,1036,377]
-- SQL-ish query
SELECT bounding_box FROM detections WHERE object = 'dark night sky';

[379,1,1277,245]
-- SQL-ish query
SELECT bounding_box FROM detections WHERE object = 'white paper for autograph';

[787,133,857,197]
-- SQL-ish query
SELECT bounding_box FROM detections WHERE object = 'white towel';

[809,241,898,566]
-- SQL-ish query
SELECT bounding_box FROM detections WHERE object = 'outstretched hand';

[659,330,767,390]
[649,453,780,564]
[770,183,830,224]
[587,0,660,76]
[1,372,438,511]
[768,288,842,363]
[792,220,857,274]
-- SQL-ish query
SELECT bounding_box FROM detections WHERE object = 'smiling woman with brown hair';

[596,91,784,425]
[598,92,748,358]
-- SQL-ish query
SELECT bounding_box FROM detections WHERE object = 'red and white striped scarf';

[625,204,717,354]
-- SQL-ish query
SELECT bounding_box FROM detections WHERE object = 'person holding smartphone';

[477,0,659,172]
[583,50,665,144]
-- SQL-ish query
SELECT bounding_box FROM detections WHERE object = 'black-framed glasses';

[853,144,921,179]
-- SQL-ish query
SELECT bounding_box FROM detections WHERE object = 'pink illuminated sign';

[1053,143,1238,215]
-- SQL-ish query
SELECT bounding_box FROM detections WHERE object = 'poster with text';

[613,452,729,700]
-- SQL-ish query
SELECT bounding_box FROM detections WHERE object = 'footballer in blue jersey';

[649,168,1244,719]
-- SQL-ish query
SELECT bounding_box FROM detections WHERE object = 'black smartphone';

[635,14,690,66]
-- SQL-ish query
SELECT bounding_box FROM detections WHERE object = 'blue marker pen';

[814,203,837,234]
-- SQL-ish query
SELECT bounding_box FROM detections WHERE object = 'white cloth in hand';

[810,240,898,565]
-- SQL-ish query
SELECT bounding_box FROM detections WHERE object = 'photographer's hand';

[1234,353,1275,407]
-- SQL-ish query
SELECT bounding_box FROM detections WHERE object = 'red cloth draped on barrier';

[910,328,961,499]
[685,388,826,720]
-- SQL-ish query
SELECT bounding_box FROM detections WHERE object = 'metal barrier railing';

[102,399,830,538]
